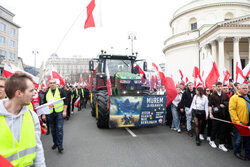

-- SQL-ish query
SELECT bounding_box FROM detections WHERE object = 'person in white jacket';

[0,73,46,167]
[189,87,208,146]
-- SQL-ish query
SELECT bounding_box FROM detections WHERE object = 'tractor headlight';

[122,91,127,94]
[120,79,130,84]
[134,80,141,84]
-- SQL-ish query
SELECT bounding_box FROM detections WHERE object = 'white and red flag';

[3,64,14,78]
[80,74,82,84]
[106,64,112,110]
[193,66,203,88]
[41,80,48,88]
[243,63,250,79]
[202,54,220,89]
[74,97,81,107]
[179,69,189,84]
[48,68,66,86]
[235,54,245,84]
[222,68,231,85]
[84,0,102,29]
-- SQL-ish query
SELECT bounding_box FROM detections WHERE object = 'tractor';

[89,52,166,128]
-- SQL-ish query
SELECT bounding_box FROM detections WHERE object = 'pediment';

[219,15,250,27]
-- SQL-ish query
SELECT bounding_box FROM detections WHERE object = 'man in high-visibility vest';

[0,73,46,166]
[42,79,67,153]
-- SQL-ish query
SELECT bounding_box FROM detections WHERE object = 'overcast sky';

[1,0,191,68]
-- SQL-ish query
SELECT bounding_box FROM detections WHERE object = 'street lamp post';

[128,32,136,55]
[32,50,39,76]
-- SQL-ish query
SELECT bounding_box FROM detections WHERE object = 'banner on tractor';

[109,95,167,128]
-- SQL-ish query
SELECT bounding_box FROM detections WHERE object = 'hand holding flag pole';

[212,117,250,136]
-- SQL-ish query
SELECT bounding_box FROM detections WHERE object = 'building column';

[248,38,250,64]
[233,37,241,80]
[210,40,217,63]
[217,37,225,76]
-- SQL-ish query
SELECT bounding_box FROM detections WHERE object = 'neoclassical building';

[163,0,250,81]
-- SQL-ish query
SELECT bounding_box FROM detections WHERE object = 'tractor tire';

[91,94,96,117]
[96,90,109,128]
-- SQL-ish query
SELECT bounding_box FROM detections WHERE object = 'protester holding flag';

[179,82,196,137]
[43,79,67,153]
[229,83,250,160]
[209,82,229,152]
[171,87,182,133]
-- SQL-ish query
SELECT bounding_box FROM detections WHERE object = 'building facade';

[163,0,250,81]
[40,54,91,84]
[0,5,20,74]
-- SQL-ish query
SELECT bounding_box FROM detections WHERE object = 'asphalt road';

[41,105,249,167]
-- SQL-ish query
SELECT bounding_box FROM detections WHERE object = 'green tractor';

[89,53,166,128]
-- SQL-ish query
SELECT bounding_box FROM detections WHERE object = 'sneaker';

[171,128,176,131]
[199,134,204,140]
[71,112,74,115]
[177,129,181,133]
[58,147,64,153]
[219,144,228,152]
[209,141,217,148]
[207,137,211,142]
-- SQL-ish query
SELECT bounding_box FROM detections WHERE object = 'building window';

[10,28,15,35]
[189,17,197,30]
[0,23,6,32]
[0,49,6,59]
[0,36,5,44]
[10,40,15,47]
[8,52,16,62]
[225,12,233,21]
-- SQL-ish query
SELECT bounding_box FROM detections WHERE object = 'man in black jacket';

[179,82,196,137]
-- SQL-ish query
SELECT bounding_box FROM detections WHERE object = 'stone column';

[248,38,250,64]
[217,37,225,76]
[233,37,241,80]
[211,40,217,63]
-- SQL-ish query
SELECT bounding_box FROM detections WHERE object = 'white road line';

[125,128,137,137]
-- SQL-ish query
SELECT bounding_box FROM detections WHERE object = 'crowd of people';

[166,81,250,160]
[0,72,249,166]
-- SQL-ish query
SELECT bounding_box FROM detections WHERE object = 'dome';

[171,0,250,24]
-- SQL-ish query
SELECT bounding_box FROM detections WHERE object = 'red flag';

[80,74,82,84]
[0,155,14,167]
[243,63,250,78]
[84,0,102,29]
[235,53,245,84]
[3,64,14,78]
[203,55,220,89]
[152,62,159,71]
[223,68,231,85]
[193,66,203,88]
[232,122,250,136]
[179,69,188,84]
[134,64,145,79]
[164,64,177,106]
[74,97,81,107]
[106,65,112,110]
[48,68,66,86]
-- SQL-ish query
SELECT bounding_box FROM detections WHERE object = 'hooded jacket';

[0,99,46,167]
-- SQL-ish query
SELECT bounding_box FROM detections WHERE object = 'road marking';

[125,128,137,137]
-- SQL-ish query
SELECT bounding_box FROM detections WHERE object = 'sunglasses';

[49,82,56,84]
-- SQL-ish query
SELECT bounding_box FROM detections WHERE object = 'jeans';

[47,111,64,147]
[171,104,180,130]
[185,107,191,131]
[233,127,250,157]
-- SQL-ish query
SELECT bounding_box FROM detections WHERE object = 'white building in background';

[163,0,250,81]
[0,5,21,74]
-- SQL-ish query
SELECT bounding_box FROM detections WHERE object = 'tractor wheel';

[91,94,96,117]
[96,90,109,128]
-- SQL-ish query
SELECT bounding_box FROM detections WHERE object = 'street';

[42,105,250,167]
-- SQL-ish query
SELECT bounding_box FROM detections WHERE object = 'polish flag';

[179,69,189,84]
[235,54,245,84]
[74,97,81,107]
[10,64,40,88]
[243,63,250,78]
[48,68,66,86]
[164,64,177,106]
[80,74,82,84]
[84,0,102,29]
[193,66,203,88]
[222,68,231,85]
[152,62,166,86]
[3,64,14,78]
[203,54,220,89]
[152,62,159,71]
[41,80,48,88]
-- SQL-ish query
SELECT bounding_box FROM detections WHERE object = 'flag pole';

[212,117,231,124]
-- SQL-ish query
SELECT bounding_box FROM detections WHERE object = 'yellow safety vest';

[0,110,36,167]
[81,89,84,98]
[28,103,34,111]
[46,88,64,113]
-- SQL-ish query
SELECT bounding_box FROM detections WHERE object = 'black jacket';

[179,88,196,108]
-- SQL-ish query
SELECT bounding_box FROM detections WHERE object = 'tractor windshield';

[106,59,132,76]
